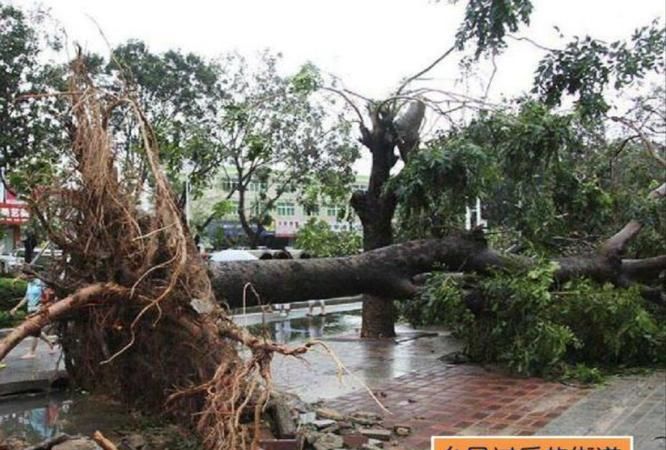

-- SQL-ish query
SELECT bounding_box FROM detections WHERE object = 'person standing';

[10,269,55,359]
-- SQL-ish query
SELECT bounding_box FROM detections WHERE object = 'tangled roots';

[1,53,311,450]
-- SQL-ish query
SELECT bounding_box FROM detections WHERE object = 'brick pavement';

[325,363,588,450]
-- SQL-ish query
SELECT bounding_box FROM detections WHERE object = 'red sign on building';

[0,184,29,225]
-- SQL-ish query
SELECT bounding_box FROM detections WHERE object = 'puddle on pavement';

[248,310,362,344]
[0,393,133,445]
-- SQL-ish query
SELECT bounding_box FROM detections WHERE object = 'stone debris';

[259,393,409,450]
[312,419,338,429]
[359,429,392,441]
[312,432,344,450]
[348,411,382,426]
[392,425,412,436]
[315,407,345,421]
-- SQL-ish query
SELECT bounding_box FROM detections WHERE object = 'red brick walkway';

[326,363,589,450]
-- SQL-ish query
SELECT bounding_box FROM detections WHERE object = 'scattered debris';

[315,407,345,421]
[359,429,392,441]
[393,425,412,436]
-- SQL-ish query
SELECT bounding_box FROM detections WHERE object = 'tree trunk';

[351,109,402,337]
[237,185,261,248]
[211,234,666,308]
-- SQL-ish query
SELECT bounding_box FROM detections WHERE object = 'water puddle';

[0,393,131,445]
[248,310,362,344]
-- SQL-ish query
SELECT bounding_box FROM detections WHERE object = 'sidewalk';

[272,330,666,450]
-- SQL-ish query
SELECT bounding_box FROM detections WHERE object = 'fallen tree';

[0,57,663,450]
[213,221,666,308]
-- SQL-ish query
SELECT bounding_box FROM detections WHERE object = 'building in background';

[0,181,30,253]
[194,172,367,248]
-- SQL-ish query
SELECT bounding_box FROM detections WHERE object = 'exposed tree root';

[0,54,313,450]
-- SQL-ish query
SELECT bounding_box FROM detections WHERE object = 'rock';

[299,411,317,425]
[393,425,412,436]
[272,399,297,438]
[53,438,100,450]
[361,442,384,450]
[315,407,345,421]
[342,433,369,449]
[320,423,340,434]
[312,419,337,429]
[359,429,392,441]
[305,430,322,444]
[349,411,382,426]
[313,432,344,450]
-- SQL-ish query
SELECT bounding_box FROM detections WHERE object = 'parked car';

[0,250,24,274]
[208,249,258,263]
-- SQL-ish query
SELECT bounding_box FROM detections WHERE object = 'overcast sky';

[13,0,666,172]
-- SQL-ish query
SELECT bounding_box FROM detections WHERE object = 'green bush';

[295,218,362,257]
[402,264,665,379]
[0,277,27,311]
[0,310,25,328]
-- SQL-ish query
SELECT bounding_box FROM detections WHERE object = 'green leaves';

[0,4,67,177]
[394,133,493,238]
[534,21,665,121]
[454,0,533,57]
[404,264,665,379]
[290,62,322,95]
[294,219,362,257]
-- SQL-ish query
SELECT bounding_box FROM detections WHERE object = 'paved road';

[0,337,66,396]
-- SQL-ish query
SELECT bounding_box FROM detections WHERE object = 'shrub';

[0,277,27,311]
[0,310,25,328]
[402,263,665,379]
[295,218,362,257]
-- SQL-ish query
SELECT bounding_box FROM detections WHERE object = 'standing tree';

[185,53,358,246]
[0,4,67,186]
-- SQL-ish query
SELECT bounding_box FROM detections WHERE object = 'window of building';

[326,205,345,217]
[305,204,320,216]
[249,181,268,192]
[221,178,237,191]
[277,202,295,216]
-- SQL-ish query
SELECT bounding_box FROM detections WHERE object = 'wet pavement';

[271,317,461,402]
[0,337,66,396]
[0,309,664,448]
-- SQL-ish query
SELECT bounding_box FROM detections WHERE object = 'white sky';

[13,0,666,173]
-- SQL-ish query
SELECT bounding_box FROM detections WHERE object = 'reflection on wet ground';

[248,310,362,344]
[267,313,462,403]
[0,393,131,445]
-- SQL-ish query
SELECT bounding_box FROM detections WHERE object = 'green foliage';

[0,310,25,328]
[394,135,493,238]
[189,52,358,241]
[399,274,473,329]
[534,21,665,121]
[294,219,362,257]
[0,4,67,180]
[0,277,27,327]
[454,0,533,57]
[291,62,322,94]
[404,265,665,379]
[0,277,27,310]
